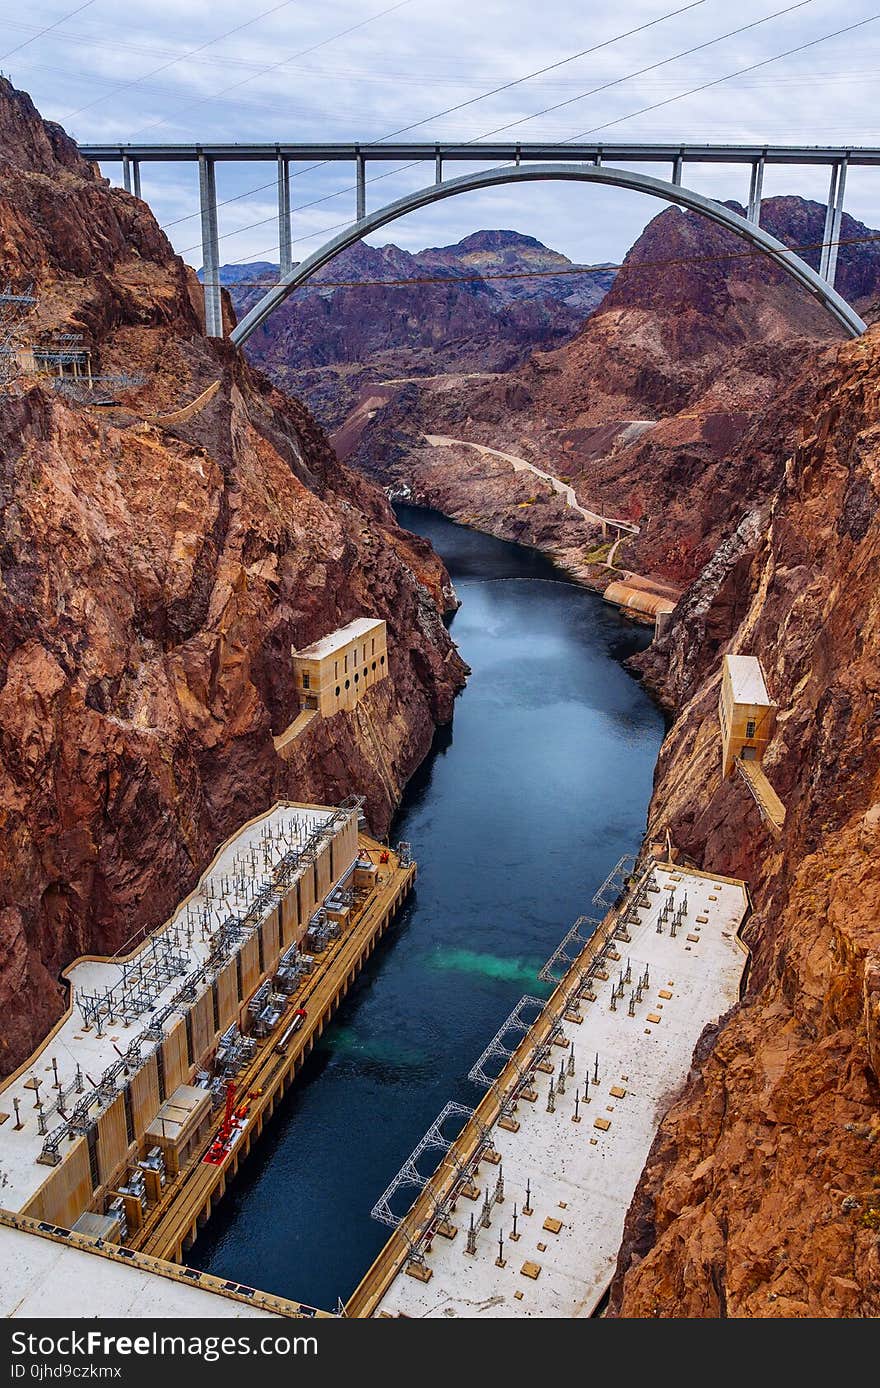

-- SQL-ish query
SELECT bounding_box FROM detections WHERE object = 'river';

[191,507,665,1310]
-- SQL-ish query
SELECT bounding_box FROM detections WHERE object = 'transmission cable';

[564,9,880,141]
[0,0,98,63]
[127,0,418,140]
[156,0,718,238]
[61,1,303,121]
[218,5,868,269]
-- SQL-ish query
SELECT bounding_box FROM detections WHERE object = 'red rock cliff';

[610,325,880,1317]
[331,198,880,592]
[0,79,467,1077]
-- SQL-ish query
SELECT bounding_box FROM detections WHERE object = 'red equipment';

[219,1080,236,1143]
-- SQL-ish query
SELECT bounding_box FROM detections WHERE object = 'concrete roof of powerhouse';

[294,617,384,661]
[724,654,773,706]
[0,1222,280,1318]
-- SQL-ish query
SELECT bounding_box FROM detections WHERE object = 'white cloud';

[7,0,880,264]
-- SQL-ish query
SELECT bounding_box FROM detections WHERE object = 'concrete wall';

[22,1139,93,1228]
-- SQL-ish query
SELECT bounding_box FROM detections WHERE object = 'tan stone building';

[291,617,388,718]
[718,654,777,778]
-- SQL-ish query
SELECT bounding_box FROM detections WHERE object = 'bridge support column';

[435,147,442,185]
[277,155,292,275]
[132,160,142,200]
[122,154,132,194]
[747,157,764,226]
[356,152,366,221]
[671,152,683,186]
[823,157,848,289]
[198,154,224,339]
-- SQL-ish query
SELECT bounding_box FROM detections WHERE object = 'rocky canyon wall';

[331,197,880,597]
[610,325,880,1317]
[0,79,466,1077]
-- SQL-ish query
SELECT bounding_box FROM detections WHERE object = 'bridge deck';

[77,141,880,166]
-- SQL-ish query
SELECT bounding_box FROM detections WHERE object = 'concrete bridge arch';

[230,161,867,347]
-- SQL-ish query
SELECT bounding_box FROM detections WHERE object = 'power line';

[156,0,721,238]
[214,6,875,269]
[566,9,880,140]
[165,0,737,249]
[184,0,827,258]
[354,0,709,144]
[126,0,418,140]
[469,0,819,142]
[61,0,303,121]
[0,0,98,63]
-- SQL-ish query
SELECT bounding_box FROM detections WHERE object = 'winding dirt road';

[422,434,639,536]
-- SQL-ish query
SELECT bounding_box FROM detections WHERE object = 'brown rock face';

[0,79,466,1077]
[610,326,880,1318]
[328,198,873,592]
[228,232,615,429]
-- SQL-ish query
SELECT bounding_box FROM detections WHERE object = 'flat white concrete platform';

[0,1223,279,1319]
[373,865,748,1318]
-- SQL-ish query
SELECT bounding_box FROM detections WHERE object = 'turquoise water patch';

[428,947,552,993]
[326,1027,428,1069]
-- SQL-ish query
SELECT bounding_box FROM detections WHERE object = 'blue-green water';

[191,507,664,1309]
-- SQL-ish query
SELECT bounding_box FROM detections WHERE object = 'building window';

[335,685,340,697]
[123,1086,135,1145]
[371,638,375,654]
[302,672,310,689]
[235,952,243,1001]
[345,679,350,689]
[363,667,367,678]
[86,1125,100,1191]
[212,980,220,1033]
[354,672,359,683]
[746,719,756,738]
[156,1046,166,1102]
[372,661,377,672]
[185,1011,194,1066]
[344,654,348,673]
[380,655,385,666]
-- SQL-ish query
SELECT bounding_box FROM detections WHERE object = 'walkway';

[736,760,786,838]
[422,434,639,536]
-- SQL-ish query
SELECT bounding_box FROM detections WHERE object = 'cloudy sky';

[5,0,880,268]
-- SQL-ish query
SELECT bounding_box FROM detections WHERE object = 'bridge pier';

[277,155,292,276]
[121,155,141,200]
[820,157,848,288]
[747,157,764,226]
[198,154,223,339]
[356,152,366,221]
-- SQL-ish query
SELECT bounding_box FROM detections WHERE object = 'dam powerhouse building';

[0,797,416,1315]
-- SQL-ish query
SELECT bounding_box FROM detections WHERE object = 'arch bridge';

[77,141,878,342]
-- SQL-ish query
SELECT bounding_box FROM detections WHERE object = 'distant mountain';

[330,194,880,593]
[212,231,616,427]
